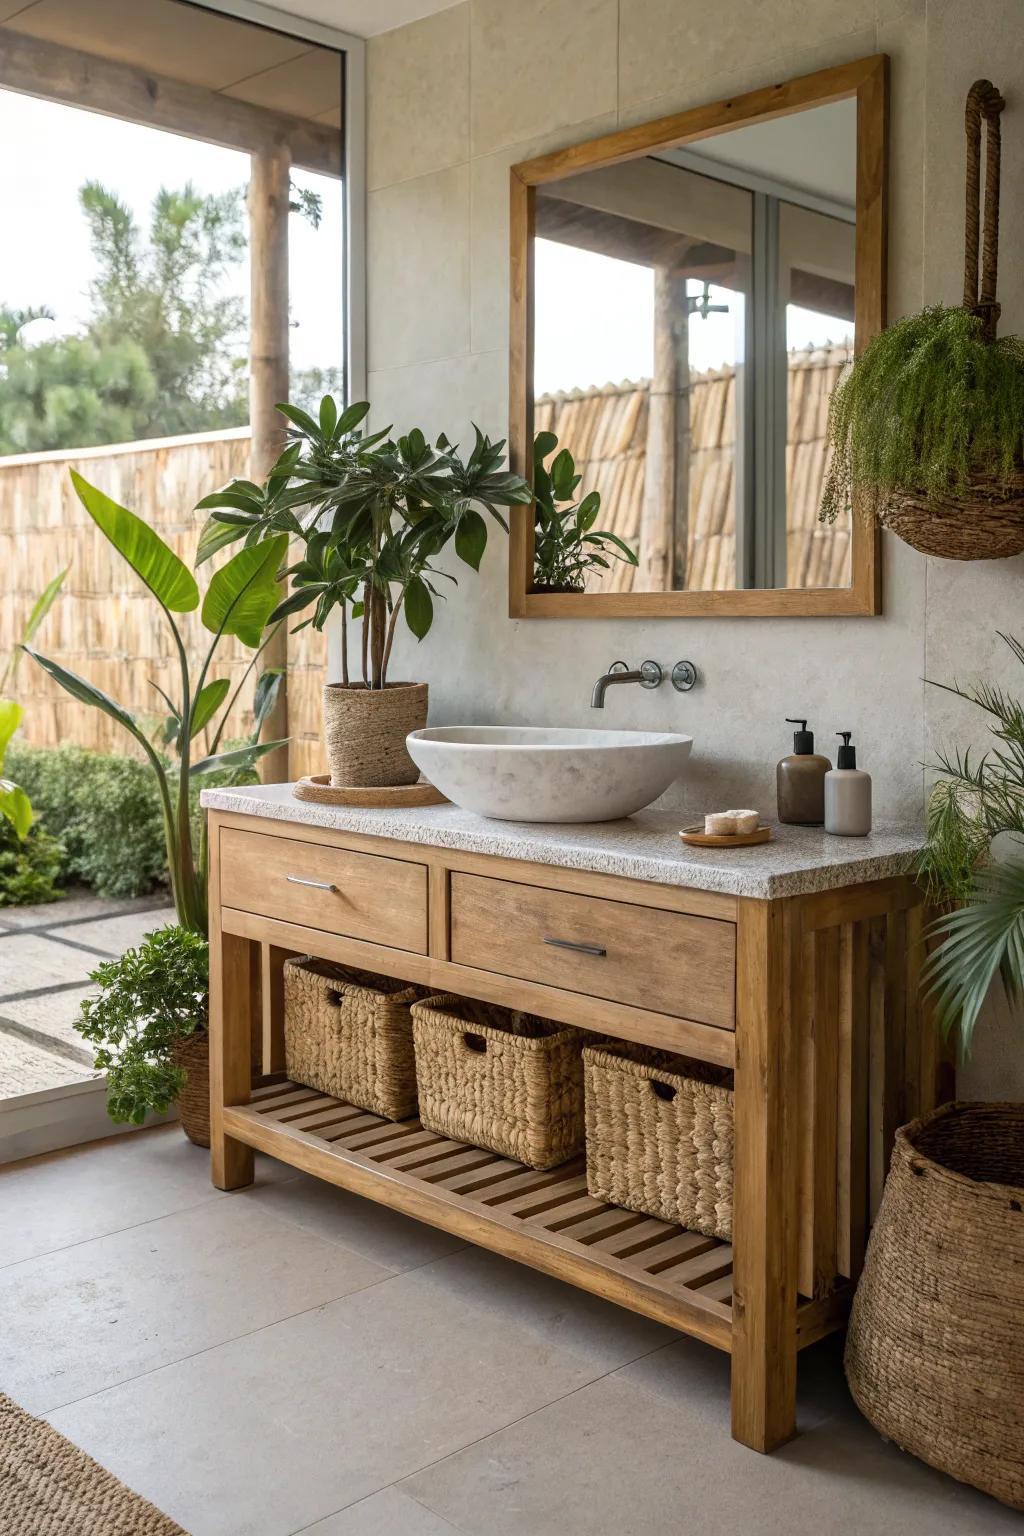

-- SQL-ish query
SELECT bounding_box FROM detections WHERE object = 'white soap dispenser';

[825,732,872,836]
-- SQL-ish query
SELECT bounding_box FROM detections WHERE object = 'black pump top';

[836,731,857,769]
[786,718,815,754]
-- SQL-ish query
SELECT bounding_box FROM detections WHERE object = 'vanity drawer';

[219,827,428,954]
[449,873,735,1029]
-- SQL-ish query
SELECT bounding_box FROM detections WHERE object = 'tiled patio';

[0,893,175,1098]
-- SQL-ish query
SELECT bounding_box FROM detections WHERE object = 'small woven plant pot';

[846,1101,1024,1511]
[172,1030,210,1148]
[583,1042,734,1240]
[284,957,421,1120]
[411,995,584,1170]
[880,470,1024,560]
[323,682,428,788]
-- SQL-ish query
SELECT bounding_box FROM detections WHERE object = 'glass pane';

[532,160,751,595]
[778,201,856,589]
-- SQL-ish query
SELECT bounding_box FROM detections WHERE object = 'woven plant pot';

[284,958,421,1120]
[880,469,1024,560]
[583,1042,734,1239]
[172,1030,210,1148]
[846,1101,1024,1511]
[411,995,584,1170]
[323,682,428,788]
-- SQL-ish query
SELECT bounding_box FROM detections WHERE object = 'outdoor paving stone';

[0,1032,95,1098]
[0,932,101,996]
[0,890,166,929]
[0,984,98,1064]
[49,906,177,956]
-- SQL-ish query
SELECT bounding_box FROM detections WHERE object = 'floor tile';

[297,1486,464,1535]
[46,1254,663,1536]
[239,1170,466,1271]
[0,933,101,994]
[0,983,98,1063]
[402,1338,1019,1536]
[0,1030,93,1097]
[0,1125,291,1269]
[48,907,177,956]
[1,1194,391,1412]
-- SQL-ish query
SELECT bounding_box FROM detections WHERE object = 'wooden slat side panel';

[837,921,870,1278]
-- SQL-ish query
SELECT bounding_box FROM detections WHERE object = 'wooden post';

[731,897,801,1452]
[639,270,690,592]
[249,145,291,784]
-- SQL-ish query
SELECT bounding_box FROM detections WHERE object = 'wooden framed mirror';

[508,54,887,619]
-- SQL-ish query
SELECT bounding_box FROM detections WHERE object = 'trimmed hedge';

[6,743,261,902]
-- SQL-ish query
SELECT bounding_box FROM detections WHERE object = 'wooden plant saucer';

[293,775,449,809]
[679,823,773,848]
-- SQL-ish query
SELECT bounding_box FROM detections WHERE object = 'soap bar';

[726,809,759,834]
[704,812,737,835]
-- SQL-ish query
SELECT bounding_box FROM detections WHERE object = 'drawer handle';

[543,937,607,958]
[286,875,337,892]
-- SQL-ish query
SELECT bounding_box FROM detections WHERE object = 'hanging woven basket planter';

[823,81,1024,561]
[879,81,1024,560]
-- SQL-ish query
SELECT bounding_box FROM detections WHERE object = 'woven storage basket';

[846,1101,1024,1511]
[172,1031,210,1148]
[411,995,584,1170]
[880,472,1024,560]
[583,1042,734,1240]
[284,958,421,1120]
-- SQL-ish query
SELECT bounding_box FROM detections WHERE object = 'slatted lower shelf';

[225,1081,738,1350]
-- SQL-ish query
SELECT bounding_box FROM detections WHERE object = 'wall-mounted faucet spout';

[591,659,662,708]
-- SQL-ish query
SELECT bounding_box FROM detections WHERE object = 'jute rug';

[0,1393,187,1535]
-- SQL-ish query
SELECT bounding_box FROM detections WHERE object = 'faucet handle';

[671,660,698,692]
[639,660,663,689]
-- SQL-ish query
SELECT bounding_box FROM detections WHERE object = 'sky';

[533,238,852,396]
[0,87,344,377]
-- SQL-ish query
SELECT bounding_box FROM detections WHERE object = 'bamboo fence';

[534,342,853,592]
[0,428,326,779]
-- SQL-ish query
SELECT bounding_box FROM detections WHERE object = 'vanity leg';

[210,923,255,1191]
[730,898,800,1452]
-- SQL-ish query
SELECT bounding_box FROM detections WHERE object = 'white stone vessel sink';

[406,725,692,823]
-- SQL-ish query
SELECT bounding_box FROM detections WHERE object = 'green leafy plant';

[820,305,1024,525]
[197,397,533,689]
[0,820,62,907]
[25,472,287,935]
[0,567,67,841]
[531,433,638,592]
[77,925,209,1125]
[918,632,1024,1052]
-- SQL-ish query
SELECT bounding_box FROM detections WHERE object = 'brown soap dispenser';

[777,719,831,825]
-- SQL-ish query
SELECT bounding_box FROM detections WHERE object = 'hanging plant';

[820,80,1024,560]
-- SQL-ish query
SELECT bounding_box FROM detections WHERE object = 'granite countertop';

[201,784,925,900]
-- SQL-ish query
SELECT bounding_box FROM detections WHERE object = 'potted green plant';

[531,432,638,593]
[198,397,532,788]
[820,81,1024,560]
[78,924,212,1145]
[843,632,1024,1511]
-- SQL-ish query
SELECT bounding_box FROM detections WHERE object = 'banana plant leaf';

[71,469,199,614]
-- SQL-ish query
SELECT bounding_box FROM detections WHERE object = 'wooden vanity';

[203,786,947,1454]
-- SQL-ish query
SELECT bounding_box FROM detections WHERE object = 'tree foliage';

[0,180,340,455]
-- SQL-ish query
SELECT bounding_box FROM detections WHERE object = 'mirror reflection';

[531,100,856,594]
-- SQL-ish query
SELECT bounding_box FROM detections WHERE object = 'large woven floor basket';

[846,1101,1024,1510]
[284,958,421,1121]
[411,995,584,1170]
[583,1042,734,1241]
